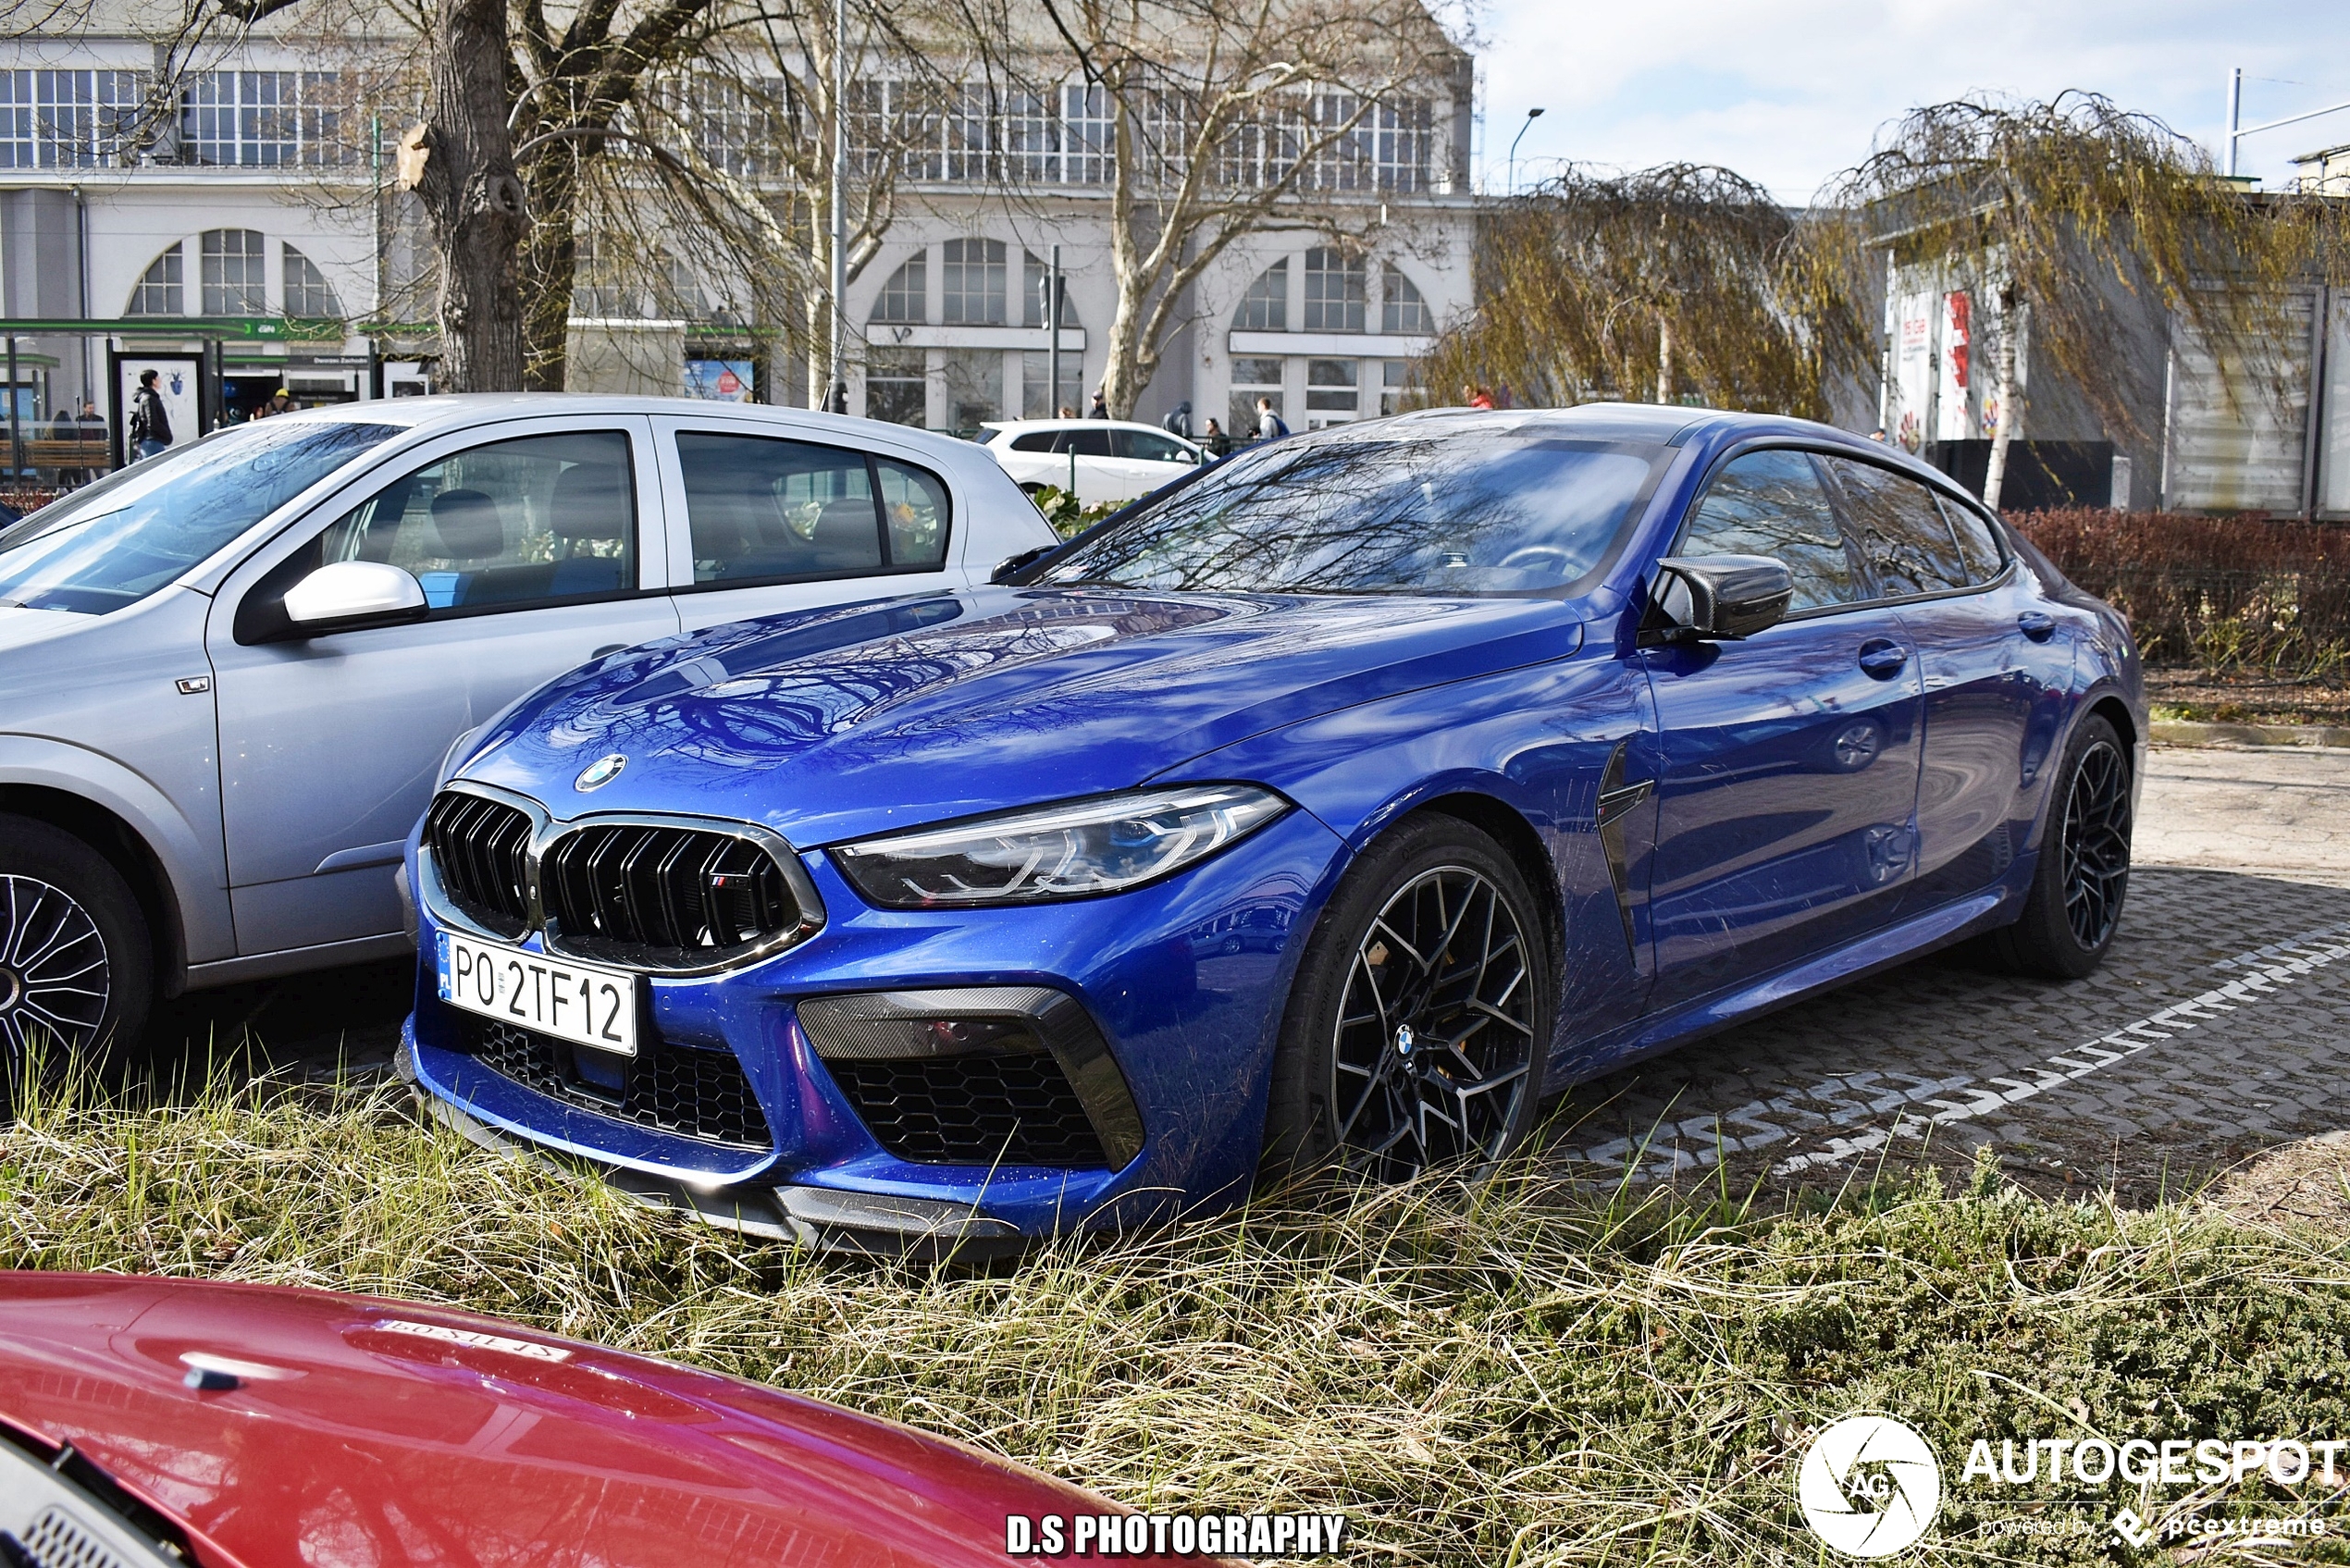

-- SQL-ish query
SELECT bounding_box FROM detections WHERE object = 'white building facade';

[1,8,1476,451]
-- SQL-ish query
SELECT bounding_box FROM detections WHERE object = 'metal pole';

[6,336,19,483]
[2225,68,2242,178]
[827,0,847,413]
[1047,243,1061,419]
[1506,106,1544,197]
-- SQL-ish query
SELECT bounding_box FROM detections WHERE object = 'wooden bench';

[6,437,112,474]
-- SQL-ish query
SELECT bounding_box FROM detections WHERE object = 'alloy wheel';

[1329,865,1536,1181]
[2060,739,2131,951]
[0,874,112,1057]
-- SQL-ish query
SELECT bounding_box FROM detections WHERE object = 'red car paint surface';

[0,1273,1192,1566]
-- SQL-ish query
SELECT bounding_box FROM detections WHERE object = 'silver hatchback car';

[0,394,1057,1059]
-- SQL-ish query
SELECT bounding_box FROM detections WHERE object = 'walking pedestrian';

[1463,383,1496,411]
[1087,389,1108,420]
[1254,396,1288,441]
[128,370,172,460]
[1201,417,1231,458]
[1161,400,1194,440]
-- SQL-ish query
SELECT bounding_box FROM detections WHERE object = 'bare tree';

[1004,0,1459,417]
[1825,93,2329,509]
[1418,163,1871,419]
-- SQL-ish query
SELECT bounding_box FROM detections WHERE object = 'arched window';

[282,243,343,317]
[1232,259,1287,331]
[201,228,266,315]
[127,244,184,315]
[1380,265,1427,334]
[940,238,1006,325]
[1020,250,1081,327]
[870,252,925,324]
[1303,247,1366,333]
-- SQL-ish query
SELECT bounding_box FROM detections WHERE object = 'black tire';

[1993,713,2133,979]
[1262,815,1552,1183]
[0,814,153,1079]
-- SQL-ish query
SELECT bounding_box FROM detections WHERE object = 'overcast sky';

[1469,0,2350,203]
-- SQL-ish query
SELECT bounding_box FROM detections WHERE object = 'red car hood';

[0,1273,1185,1567]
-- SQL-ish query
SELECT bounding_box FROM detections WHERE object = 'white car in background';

[977,418,1206,507]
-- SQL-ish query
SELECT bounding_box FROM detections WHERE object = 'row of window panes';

[693,76,1431,191]
[180,71,355,166]
[869,241,1085,330]
[127,231,343,317]
[1235,252,1428,335]
[1230,357,1410,430]
[0,69,146,167]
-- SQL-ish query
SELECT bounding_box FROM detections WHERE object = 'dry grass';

[6,1070,2350,1564]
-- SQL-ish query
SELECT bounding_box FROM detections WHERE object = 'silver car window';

[317,430,637,613]
[0,421,398,615]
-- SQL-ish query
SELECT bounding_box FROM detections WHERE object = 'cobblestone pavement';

[144,747,2350,1204]
[1538,746,2350,1203]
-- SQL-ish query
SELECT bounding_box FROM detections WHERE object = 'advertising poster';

[1887,290,1937,452]
[685,360,754,401]
[117,356,202,454]
[1935,290,1978,441]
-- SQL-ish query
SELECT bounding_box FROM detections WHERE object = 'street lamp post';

[827,0,847,413]
[1506,106,1544,197]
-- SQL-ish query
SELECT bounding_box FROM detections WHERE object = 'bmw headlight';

[834,785,1289,907]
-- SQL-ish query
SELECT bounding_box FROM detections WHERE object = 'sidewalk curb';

[2152,719,2350,748]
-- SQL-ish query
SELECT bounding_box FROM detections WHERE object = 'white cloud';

[1471,0,2350,201]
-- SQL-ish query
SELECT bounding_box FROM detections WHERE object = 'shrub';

[2011,508,2350,675]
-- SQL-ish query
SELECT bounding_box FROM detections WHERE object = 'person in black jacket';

[128,370,173,460]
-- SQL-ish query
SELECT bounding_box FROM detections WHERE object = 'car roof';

[978,417,1195,439]
[284,393,1000,468]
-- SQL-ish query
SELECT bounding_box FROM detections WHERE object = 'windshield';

[0,420,401,614]
[1033,432,1668,597]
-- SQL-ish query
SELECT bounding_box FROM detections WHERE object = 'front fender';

[0,733,233,968]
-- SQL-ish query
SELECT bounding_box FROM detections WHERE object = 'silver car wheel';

[0,874,112,1056]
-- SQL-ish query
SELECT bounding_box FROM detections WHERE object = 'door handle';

[1857,640,1909,678]
[2016,611,2057,642]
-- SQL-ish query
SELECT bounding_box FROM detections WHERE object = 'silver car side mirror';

[282,561,429,636]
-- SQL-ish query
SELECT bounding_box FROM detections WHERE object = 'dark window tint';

[1940,497,2006,584]
[876,458,951,569]
[1008,430,1058,452]
[1679,450,1857,611]
[679,434,881,584]
[1117,430,1194,463]
[1826,458,1970,597]
[318,430,636,612]
[1034,433,1664,596]
[1056,428,1113,458]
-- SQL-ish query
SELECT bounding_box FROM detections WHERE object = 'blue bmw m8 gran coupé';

[399,403,2142,1249]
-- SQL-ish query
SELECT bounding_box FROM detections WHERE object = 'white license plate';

[437,932,638,1057]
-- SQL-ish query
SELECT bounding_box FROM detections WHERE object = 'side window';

[1825,458,1971,597]
[677,433,880,585]
[1678,449,1859,611]
[316,430,636,612]
[1938,495,2006,584]
[1008,431,1058,452]
[875,458,951,570]
[1116,430,1192,464]
[1056,428,1114,458]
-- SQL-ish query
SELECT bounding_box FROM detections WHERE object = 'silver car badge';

[575,753,627,792]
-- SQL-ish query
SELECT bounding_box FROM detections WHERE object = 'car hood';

[460,585,1589,846]
[0,1273,1177,1568]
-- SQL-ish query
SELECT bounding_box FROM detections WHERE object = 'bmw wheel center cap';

[575,753,627,792]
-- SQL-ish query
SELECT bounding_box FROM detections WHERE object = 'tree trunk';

[1656,314,1676,405]
[414,0,527,391]
[518,146,582,392]
[1982,282,2020,511]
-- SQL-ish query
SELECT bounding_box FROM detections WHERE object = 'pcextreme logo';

[1796,1414,1944,1558]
